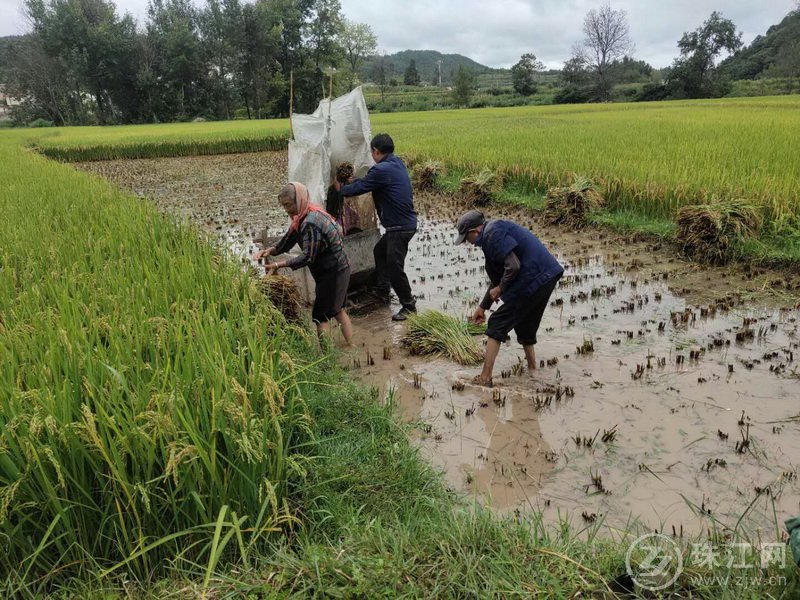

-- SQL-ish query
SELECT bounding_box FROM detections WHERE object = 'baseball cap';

[453,210,486,244]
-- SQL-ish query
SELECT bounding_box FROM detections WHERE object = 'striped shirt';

[274,210,349,275]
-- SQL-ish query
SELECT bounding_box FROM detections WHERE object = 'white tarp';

[288,86,374,206]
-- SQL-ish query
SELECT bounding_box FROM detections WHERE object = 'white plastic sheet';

[288,87,374,206]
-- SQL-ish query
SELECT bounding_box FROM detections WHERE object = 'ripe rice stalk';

[260,274,306,323]
[460,168,501,207]
[0,138,315,585]
[335,161,354,183]
[402,310,485,365]
[412,159,446,191]
[544,175,604,228]
[677,198,763,265]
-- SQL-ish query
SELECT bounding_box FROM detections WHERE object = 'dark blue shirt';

[341,154,417,231]
[475,220,564,306]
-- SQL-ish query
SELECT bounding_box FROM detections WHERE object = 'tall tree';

[403,59,420,86]
[339,19,376,86]
[768,38,800,91]
[372,53,392,103]
[147,0,207,119]
[511,53,544,95]
[667,11,742,98]
[24,0,140,123]
[573,3,632,101]
[5,35,77,124]
[451,64,474,106]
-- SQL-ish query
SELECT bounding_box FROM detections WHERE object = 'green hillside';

[721,9,800,79]
[361,49,496,85]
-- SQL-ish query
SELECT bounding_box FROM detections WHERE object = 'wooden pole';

[289,68,294,140]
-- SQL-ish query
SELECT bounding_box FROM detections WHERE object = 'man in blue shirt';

[454,210,564,386]
[336,134,418,321]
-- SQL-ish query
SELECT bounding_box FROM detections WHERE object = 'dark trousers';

[374,229,416,307]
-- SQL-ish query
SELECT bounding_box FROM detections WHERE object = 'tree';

[667,11,742,98]
[372,53,392,102]
[451,64,474,106]
[403,59,420,86]
[767,37,800,91]
[573,3,632,100]
[146,0,208,120]
[339,20,376,86]
[24,0,141,123]
[511,53,544,95]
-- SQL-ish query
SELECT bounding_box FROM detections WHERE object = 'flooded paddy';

[76,151,800,539]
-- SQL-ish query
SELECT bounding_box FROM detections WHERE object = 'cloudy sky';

[1,0,796,69]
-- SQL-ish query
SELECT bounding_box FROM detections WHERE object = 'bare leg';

[479,338,502,384]
[334,310,353,346]
[316,321,330,340]
[523,344,536,373]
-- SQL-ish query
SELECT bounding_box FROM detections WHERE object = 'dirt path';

[76,152,800,539]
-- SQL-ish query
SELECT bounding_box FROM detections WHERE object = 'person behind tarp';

[253,182,353,345]
[454,210,564,386]
[335,133,418,321]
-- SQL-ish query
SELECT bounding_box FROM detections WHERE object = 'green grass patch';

[591,209,678,239]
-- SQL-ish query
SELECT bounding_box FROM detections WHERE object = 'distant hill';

[720,10,800,79]
[361,50,496,85]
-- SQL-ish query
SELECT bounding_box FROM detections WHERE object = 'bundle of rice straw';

[412,159,446,191]
[543,175,604,228]
[260,274,305,323]
[402,310,485,365]
[460,168,500,207]
[677,199,762,265]
[335,162,354,184]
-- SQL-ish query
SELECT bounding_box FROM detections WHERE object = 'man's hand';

[489,286,502,302]
[470,307,486,325]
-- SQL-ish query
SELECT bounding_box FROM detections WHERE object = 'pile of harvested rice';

[544,175,603,228]
[412,159,446,191]
[460,168,500,207]
[677,199,762,265]
[335,161,354,184]
[402,310,485,365]
[260,274,306,323]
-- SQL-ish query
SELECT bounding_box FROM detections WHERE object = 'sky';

[1,0,796,69]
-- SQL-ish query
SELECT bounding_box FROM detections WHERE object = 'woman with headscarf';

[254,182,353,345]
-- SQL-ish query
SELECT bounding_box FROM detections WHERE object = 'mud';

[75,152,800,539]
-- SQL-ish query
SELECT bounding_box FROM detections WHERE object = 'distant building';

[0,85,21,120]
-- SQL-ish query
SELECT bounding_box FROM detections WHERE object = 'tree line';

[507,5,798,105]
[5,0,377,125]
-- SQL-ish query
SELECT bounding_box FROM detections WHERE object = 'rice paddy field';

[31,96,800,244]
[2,96,800,597]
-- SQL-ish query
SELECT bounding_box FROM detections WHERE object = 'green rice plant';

[36,135,289,162]
[402,311,485,365]
[0,133,316,588]
[370,96,800,233]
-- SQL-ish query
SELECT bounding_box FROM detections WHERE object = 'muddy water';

[75,152,800,539]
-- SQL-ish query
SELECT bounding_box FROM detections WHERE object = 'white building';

[0,85,21,120]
